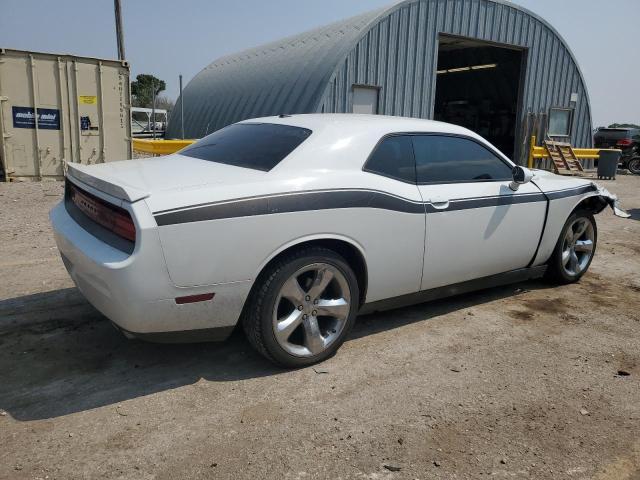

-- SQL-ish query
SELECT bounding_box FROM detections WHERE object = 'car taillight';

[111,209,137,242]
[68,182,136,243]
[616,138,633,147]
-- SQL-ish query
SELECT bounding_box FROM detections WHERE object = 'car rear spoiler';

[65,163,150,203]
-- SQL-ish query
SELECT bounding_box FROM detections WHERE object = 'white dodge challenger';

[50,114,627,367]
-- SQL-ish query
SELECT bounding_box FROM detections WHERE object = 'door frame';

[432,33,530,163]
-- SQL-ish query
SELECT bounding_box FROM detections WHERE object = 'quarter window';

[364,135,416,183]
[413,135,512,184]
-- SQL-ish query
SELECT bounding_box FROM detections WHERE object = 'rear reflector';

[175,293,215,304]
[616,138,633,147]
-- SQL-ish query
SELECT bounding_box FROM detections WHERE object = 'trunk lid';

[66,154,268,203]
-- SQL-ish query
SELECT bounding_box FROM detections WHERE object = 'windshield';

[180,123,312,171]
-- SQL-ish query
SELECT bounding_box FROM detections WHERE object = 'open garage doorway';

[434,35,525,159]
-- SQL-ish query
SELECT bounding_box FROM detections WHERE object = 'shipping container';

[0,48,132,181]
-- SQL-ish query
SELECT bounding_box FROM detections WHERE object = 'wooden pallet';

[543,140,584,175]
[556,142,584,172]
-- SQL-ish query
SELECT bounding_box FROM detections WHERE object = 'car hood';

[531,169,592,189]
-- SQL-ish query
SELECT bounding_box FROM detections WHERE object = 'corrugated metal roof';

[168,7,387,138]
[168,0,592,157]
[319,0,593,158]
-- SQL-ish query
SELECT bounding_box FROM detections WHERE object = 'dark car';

[594,127,640,174]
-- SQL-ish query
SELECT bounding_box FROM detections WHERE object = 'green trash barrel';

[597,149,621,180]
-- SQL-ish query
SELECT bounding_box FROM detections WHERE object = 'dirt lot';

[1,174,639,480]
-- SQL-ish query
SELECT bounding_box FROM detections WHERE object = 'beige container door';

[72,60,102,165]
[100,63,131,161]
[70,61,131,164]
[0,55,37,177]
[34,57,67,176]
[0,53,68,178]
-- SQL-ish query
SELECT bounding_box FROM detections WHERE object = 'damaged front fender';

[590,182,631,218]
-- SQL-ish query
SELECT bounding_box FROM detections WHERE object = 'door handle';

[428,196,450,210]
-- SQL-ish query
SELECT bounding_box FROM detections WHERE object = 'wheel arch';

[250,235,369,308]
[572,193,609,216]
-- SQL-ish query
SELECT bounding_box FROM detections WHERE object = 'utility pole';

[114,0,126,61]
[151,80,157,139]
[179,74,184,139]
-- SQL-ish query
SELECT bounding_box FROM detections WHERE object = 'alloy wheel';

[561,217,595,277]
[272,263,351,357]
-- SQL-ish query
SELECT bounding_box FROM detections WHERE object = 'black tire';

[546,210,597,284]
[242,247,360,368]
[627,157,640,175]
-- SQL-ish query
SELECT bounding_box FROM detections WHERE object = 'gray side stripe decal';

[155,190,424,226]
[432,192,546,213]
[545,184,597,200]
[154,185,597,226]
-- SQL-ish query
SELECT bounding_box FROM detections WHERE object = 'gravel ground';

[0,173,639,480]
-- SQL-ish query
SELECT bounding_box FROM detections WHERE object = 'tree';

[131,74,166,108]
[154,96,174,113]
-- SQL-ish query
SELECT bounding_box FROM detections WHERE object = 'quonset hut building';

[167,0,592,164]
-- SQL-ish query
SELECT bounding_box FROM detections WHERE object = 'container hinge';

[0,96,8,102]
[3,133,12,138]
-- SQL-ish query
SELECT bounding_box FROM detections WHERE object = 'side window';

[413,135,513,184]
[364,135,416,183]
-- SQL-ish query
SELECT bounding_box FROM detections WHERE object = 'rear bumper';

[50,201,251,340]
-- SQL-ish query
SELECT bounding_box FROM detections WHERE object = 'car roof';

[240,113,475,137]
[236,113,507,172]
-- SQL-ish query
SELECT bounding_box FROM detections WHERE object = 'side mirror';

[509,166,533,191]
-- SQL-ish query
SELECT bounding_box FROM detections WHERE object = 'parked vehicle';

[594,127,640,175]
[50,115,628,367]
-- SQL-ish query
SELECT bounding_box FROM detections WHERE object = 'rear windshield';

[179,123,312,171]
[594,129,633,140]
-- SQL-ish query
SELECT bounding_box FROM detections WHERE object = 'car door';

[413,134,547,291]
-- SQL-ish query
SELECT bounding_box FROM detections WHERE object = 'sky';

[1,0,638,127]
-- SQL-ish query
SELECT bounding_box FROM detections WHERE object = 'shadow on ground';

[626,208,640,221]
[0,281,549,421]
